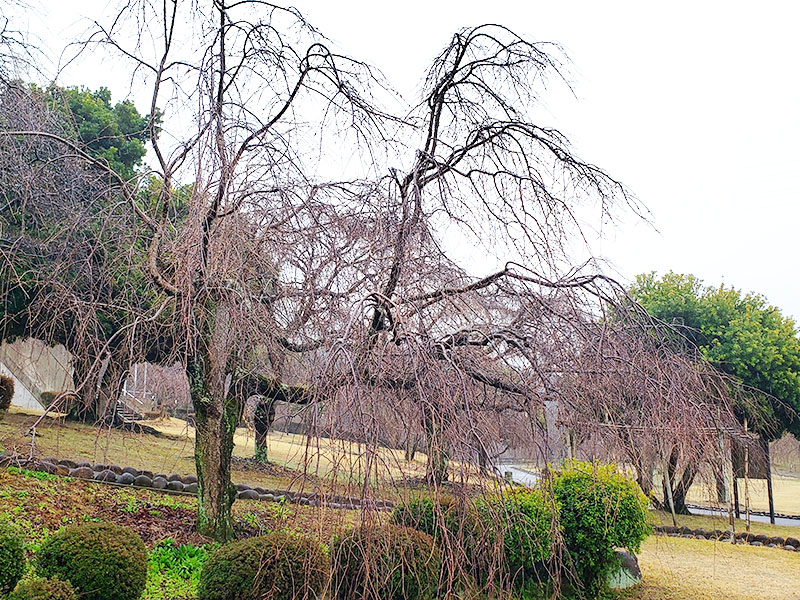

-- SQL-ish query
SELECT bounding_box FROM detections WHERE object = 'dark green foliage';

[8,577,76,600]
[391,464,649,598]
[552,461,651,599]
[331,523,442,600]
[630,271,800,440]
[35,522,147,600]
[0,375,13,412]
[197,531,329,600]
[51,85,153,180]
[0,518,26,595]
[393,492,553,588]
[0,81,165,420]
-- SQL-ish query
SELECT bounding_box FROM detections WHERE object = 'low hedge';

[391,496,465,539]
[332,523,442,600]
[392,496,486,589]
[8,577,76,600]
[394,462,652,598]
[197,531,328,600]
[390,495,483,547]
[35,522,147,600]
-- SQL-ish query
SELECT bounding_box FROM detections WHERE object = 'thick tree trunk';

[70,353,122,422]
[253,399,276,463]
[634,455,655,499]
[671,468,696,515]
[715,470,728,503]
[663,448,696,515]
[189,301,241,543]
[404,434,418,462]
[194,385,238,542]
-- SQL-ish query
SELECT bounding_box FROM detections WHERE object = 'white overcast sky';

[15,1,800,320]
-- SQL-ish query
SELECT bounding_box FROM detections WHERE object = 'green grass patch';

[143,539,210,600]
[6,466,60,482]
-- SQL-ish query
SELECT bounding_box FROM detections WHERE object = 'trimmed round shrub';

[392,497,440,535]
[552,461,651,599]
[0,518,26,595]
[8,577,76,600]
[392,495,486,585]
[492,487,554,578]
[197,531,329,600]
[391,495,478,541]
[35,522,147,600]
[0,375,13,412]
[332,523,442,600]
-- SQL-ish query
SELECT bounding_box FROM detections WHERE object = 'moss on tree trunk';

[194,386,238,542]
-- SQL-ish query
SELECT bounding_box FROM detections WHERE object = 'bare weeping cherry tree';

[295,26,650,487]
[1,0,395,540]
[0,1,742,555]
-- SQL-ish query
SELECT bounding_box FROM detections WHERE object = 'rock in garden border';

[0,451,393,511]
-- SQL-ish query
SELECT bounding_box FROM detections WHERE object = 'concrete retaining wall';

[0,338,74,410]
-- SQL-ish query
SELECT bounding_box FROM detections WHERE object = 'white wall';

[0,338,75,410]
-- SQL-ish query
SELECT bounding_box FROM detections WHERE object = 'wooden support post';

[744,418,751,533]
[717,414,734,543]
[662,457,677,528]
[762,436,775,525]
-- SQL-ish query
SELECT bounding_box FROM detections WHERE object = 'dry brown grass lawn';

[686,474,800,516]
[623,535,800,600]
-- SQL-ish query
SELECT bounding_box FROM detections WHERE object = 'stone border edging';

[655,525,799,551]
[0,452,394,512]
[7,452,796,549]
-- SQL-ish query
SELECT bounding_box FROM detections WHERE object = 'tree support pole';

[744,418,751,532]
[662,456,677,528]
[763,437,775,525]
[717,415,734,544]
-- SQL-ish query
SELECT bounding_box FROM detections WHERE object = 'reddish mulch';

[97,503,208,547]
